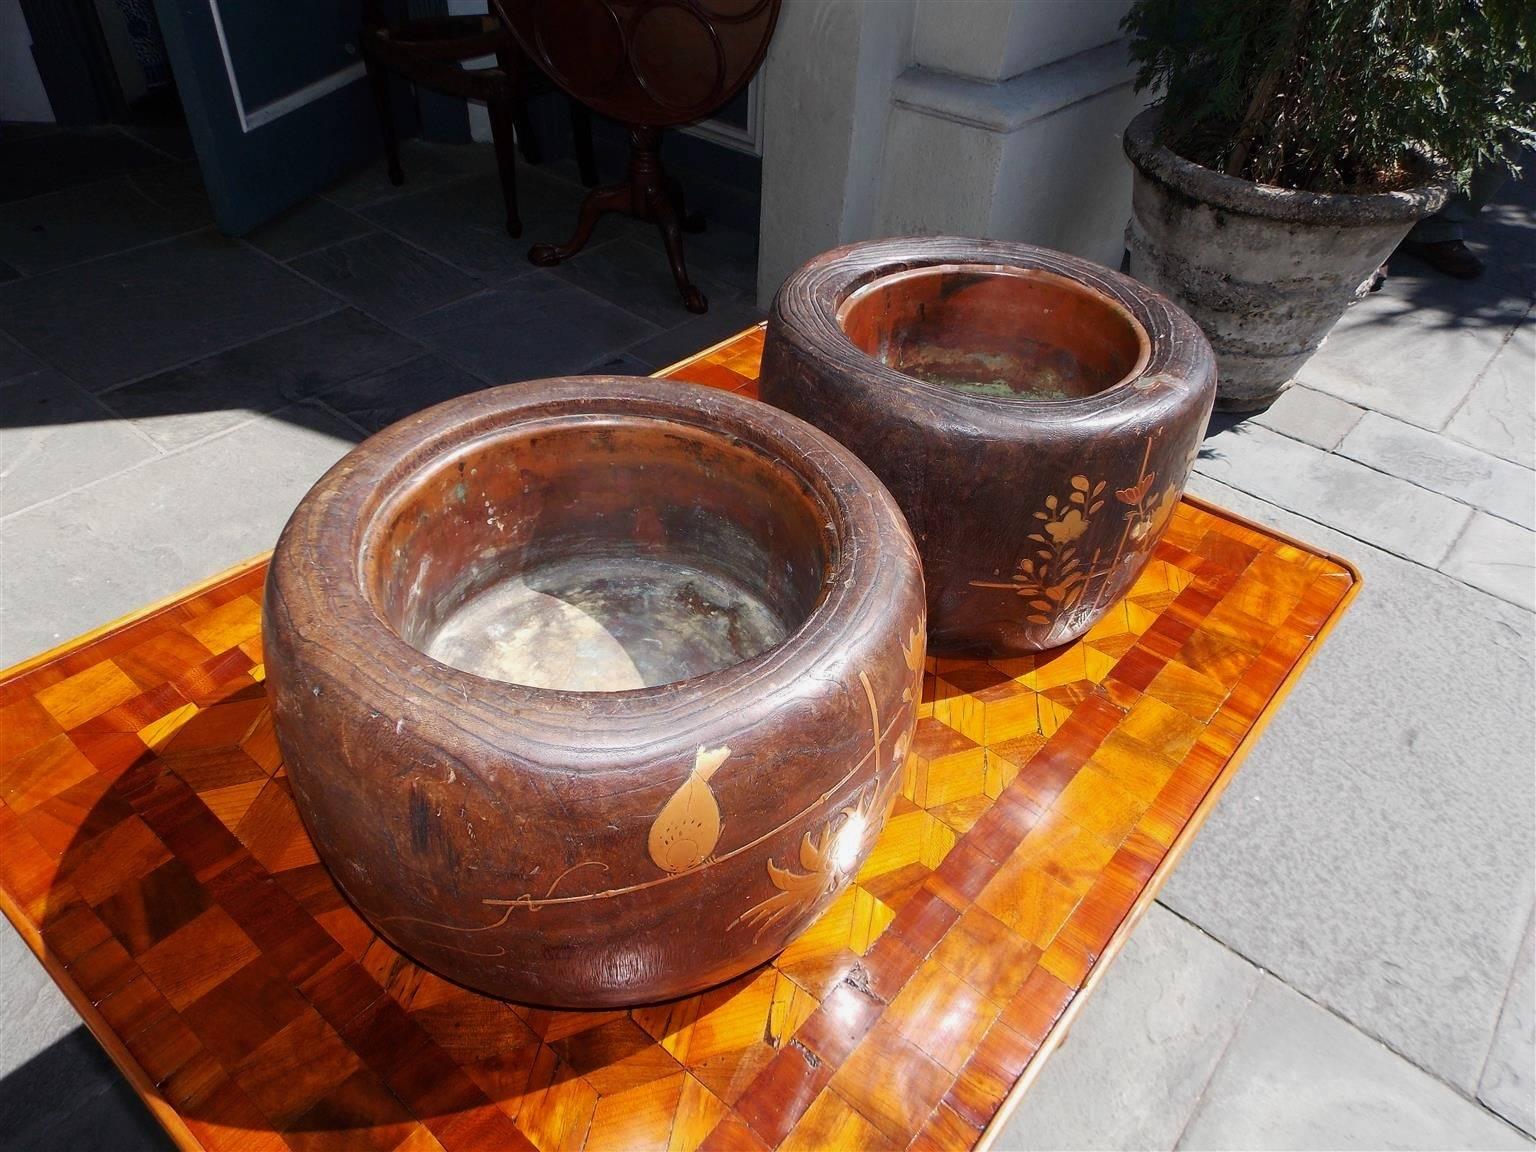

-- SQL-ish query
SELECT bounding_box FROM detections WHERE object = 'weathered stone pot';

[761,237,1215,657]
[1124,106,1450,411]
[263,377,924,1007]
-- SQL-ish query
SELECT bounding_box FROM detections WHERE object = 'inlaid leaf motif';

[648,745,731,874]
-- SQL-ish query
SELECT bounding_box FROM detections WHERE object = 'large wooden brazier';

[263,377,924,1007]
[761,238,1217,656]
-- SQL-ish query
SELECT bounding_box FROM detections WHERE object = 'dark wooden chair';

[360,2,598,239]
[491,0,781,313]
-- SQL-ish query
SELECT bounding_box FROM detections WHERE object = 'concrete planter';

[1123,107,1449,411]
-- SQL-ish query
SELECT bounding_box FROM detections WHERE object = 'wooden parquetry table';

[0,326,1358,1152]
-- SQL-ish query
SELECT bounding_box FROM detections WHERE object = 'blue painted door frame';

[152,0,383,234]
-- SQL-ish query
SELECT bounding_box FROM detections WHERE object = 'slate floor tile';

[289,232,480,325]
[1170,474,1536,1097]
[1439,511,1536,611]
[996,905,1260,1150]
[321,139,498,211]
[623,296,765,371]
[361,167,605,282]
[1249,384,1364,451]
[9,1067,172,1151]
[0,403,360,664]
[552,237,735,327]
[245,198,374,262]
[1,369,159,516]
[0,230,335,390]
[1181,978,1531,1150]
[125,162,215,226]
[1,1026,171,1151]
[0,127,169,203]
[406,273,657,384]
[97,309,420,450]
[1300,269,1530,430]
[580,352,655,376]
[317,352,488,432]
[0,905,94,1089]
[0,335,40,382]
[120,115,198,162]
[1339,410,1535,530]
[1479,916,1536,1136]
[672,220,761,298]
[0,258,17,283]
[0,177,203,275]
[1196,421,1473,567]
[1446,312,1535,469]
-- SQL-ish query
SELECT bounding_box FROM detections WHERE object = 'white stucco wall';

[911,0,1128,82]
[757,0,1145,306]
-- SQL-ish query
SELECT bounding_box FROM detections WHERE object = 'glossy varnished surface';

[763,239,1218,657]
[263,374,924,1008]
[0,327,1358,1152]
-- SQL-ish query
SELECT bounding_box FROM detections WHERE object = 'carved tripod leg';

[528,183,631,266]
[648,184,708,314]
[668,177,706,234]
[362,47,404,186]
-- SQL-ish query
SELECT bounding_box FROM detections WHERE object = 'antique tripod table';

[0,326,1358,1152]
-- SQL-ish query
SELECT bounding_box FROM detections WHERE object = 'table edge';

[0,325,1362,1152]
[0,876,206,1149]
[975,513,1361,1150]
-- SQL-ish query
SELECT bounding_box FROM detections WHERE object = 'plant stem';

[1225,0,1312,179]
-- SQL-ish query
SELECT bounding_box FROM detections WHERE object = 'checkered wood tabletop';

[0,325,1358,1152]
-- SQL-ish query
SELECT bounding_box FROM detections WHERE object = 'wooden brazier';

[262,377,925,1007]
[761,238,1217,656]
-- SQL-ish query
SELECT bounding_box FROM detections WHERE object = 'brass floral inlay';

[648,745,731,874]
[970,474,1108,624]
[970,436,1176,628]
[730,665,902,941]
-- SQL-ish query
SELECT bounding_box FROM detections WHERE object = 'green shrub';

[1122,0,1536,193]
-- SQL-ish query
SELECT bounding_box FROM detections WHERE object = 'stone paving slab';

[405,273,658,384]
[994,905,1260,1151]
[1338,410,1535,530]
[1445,312,1535,469]
[0,231,336,391]
[0,922,84,1089]
[1,369,158,517]
[1179,978,1532,1151]
[1251,385,1364,450]
[0,176,204,276]
[0,334,42,382]
[1439,510,1536,612]
[1299,274,1529,431]
[1479,915,1536,1136]
[0,404,357,665]
[94,308,418,452]
[1166,474,1535,1097]
[1194,422,1473,567]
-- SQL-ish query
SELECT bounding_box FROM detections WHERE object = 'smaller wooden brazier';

[263,377,924,1008]
[761,238,1217,656]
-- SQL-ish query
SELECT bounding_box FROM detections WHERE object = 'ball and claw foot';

[387,163,405,187]
[528,243,564,267]
[683,285,708,314]
[506,217,523,240]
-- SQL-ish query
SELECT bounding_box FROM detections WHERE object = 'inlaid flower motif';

[730,782,880,942]
[1045,508,1088,543]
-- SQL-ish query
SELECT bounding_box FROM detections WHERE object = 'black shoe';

[1399,239,1486,280]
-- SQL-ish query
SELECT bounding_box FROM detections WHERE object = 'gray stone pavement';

[999,174,1536,1149]
[1,130,1533,1148]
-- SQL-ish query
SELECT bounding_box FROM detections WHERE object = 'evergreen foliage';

[1122,0,1536,193]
